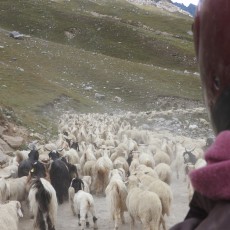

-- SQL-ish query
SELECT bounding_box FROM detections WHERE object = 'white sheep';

[0,200,23,230]
[63,148,79,164]
[113,156,129,176]
[139,153,155,169]
[71,178,98,229]
[153,150,171,166]
[14,150,29,163]
[0,176,28,203]
[154,163,172,184]
[28,178,58,230]
[94,151,113,195]
[110,147,127,162]
[126,175,162,230]
[105,169,128,230]
[137,173,173,230]
[80,148,96,170]
[133,164,158,179]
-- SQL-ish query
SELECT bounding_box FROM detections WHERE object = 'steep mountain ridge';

[173,2,196,16]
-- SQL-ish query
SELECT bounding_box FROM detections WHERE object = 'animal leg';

[93,216,98,229]
[78,214,81,226]
[88,204,98,229]
[80,209,87,230]
[86,214,90,227]
[141,219,151,230]
[36,209,46,230]
[47,214,55,230]
[121,211,125,224]
[129,215,135,230]
[160,215,166,230]
[114,209,122,229]
[80,219,86,230]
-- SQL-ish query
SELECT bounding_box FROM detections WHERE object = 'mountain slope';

[0,0,201,134]
[0,0,196,70]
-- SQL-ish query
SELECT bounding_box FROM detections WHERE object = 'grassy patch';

[0,0,201,135]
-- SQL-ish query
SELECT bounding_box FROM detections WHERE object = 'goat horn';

[44,146,52,152]
[0,174,12,179]
[57,147,64,152]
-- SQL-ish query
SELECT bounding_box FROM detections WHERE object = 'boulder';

[0,138,14,154]
[2,135,24,149]
[95,93,105,100]
[0,151,9,167]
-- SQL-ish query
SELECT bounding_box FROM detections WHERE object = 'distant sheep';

[94,152,113,195]
[63,148,79,165]
[154,163,172,185]
[113,157,129,176]
[153,151,171,166]
[139,153,155,169]
[133,164,158,179]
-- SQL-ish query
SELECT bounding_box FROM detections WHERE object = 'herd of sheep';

[0,109,210,230]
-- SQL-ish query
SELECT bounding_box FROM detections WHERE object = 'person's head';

[193,0,230,134]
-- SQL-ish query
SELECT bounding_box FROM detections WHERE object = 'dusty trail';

[18,172,189,230]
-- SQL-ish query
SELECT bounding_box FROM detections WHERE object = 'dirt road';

[18,172,189,230]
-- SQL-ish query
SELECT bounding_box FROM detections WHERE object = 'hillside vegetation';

[0,0,202,135]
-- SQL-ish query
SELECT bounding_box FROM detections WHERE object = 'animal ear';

[81,181,85,190]
[16,202,23,218]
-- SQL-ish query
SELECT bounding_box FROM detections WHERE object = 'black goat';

[127,151,134,166]
[70,141,79,152]
[49,151,78,204]
[28,177,57,230]
[18,149,39,177]
[63,131,79,151]
[71,178,85,193]
[183,149,197,165]
[183,148,197,176]
[30,161,47,179]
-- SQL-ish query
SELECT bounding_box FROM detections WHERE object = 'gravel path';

[18,172,189,230]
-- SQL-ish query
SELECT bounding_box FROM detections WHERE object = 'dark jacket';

[170,191,230,230]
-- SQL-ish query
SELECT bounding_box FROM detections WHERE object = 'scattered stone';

[95,93,105,100]
[112,96,122,103]
[9,31,24,39]
[188,124,198,130]
[84,86,93,91]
